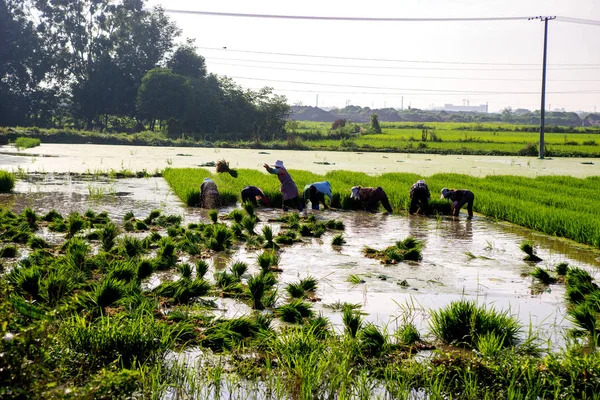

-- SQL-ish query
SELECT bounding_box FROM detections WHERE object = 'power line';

[210,61,600,83]
[556,16,600,26]
[199,46,600,67]
[204,56,600,71]
[164,9,532,22]
[226,75,600,94]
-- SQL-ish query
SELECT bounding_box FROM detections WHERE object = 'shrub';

[0,170,16,192]
[14,137,41,149]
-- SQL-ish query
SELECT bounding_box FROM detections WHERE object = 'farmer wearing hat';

[303,181,333,210]
[441,188,474,219]
[199,177,221,209]
[263,160,303,212]
[350,186,393,213]
[409,179,430,215]
[241,186,271,207]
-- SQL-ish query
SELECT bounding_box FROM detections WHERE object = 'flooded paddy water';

[2,171,599,348]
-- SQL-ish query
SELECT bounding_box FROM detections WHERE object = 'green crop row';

[164,168,600,248]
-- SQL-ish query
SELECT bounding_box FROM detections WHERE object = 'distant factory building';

[434,103,489,113]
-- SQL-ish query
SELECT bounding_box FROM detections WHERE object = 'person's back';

[200,178,221,209]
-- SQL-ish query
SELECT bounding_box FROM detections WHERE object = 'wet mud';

[2,173,599,344]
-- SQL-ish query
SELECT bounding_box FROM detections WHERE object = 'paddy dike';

[2,173,599,344]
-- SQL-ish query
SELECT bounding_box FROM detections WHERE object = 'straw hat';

[273,160,284,168]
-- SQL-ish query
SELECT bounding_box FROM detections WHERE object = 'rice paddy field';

[1,145,600,398]
[289,121,600,156]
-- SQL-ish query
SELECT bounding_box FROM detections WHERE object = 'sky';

[147,0,600,113]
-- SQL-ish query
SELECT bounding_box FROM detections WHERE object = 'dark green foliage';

[65,237,90,271]
[242,201,255,217]
[123,212,135,222]
[326,219,345,230]
[100,222,119,252]
[358,323,387,357]
[14,137,40,149]
[107,261,137,283]
[429,300,521,348]
[66,212,87,238]
[229,209,244,224]
[331,234,345,246]
[363,236,422,264]
[208,209,218,224]
[275,230,299,245]
[565,268,597,304]
[136,259,155,281]
[531,267,557,284]
[123,220,134,232]
[91,278,127,309]
[342,308,363,338]
[231,261,248,279]
[569,302,599,337]
[285,282,305,299]
[156,214,182,227]
[21,208,38,230]
[202,317,260,352]
[0,170,16,192]
[520,241,543,262]
[242,215,258,235]
[143,209,161,225]
[305,315,331,340]
[9,265,42,299]
[205,224,233,251]
[154,278,211,304]
[300,276,317,292]
[177,263,192,279]
[195,260,209,278]
[120,236,144,258]
[41,268,77,307]
[0,244,18,258]
[42,209,62,222]
[555,262,569,276]
[134,220,148,231]
[246,273,274,310]
[396,323,422,346]
[277,299,313,323]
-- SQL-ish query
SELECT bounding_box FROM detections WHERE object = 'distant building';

[434,103,489,113]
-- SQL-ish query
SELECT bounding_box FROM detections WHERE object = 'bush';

[0,170,16,192]
[14,137,41,149]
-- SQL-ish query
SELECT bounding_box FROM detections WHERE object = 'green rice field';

[164,168,600,248]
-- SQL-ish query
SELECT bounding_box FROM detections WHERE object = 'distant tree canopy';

[0,0,290,140]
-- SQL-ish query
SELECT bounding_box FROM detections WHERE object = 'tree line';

[0,0,289,140]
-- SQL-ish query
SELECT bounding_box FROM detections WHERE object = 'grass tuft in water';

[520,241,543,262]
[531,267,557,285]
[195,260,210,278]
[0,170,16,192]
[100,222,119,252]
[331,234,346,246]
[343,307,363,338]
[277,299,313,323]
[208,209,219,224]
[0,244,18,258]
[242,201,255,217]
[555,262,569,276]
[358,323,387,357]
[395,323,421,346]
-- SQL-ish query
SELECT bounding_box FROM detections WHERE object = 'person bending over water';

[263,160,303,212]
[350,186,393,213]
[441,188,474,219]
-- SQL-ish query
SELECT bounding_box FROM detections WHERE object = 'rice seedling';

[136,259,156,281]
[475,332,505,358]
[277,299,313,323]
[123,220,134,232]
[246,273,272,310]
[347,274,365,285]
[0,170,16,192]
[274,230,299,245]
[135,220,148,230]
[66,212,87,238]
[285,282,306,299]
[21,207,38,230]
[242,215,258,235]
[325,219,345,230]
[363,236,422,264]
[205,224,233,252]
[565,267,598,304]
[227,209,245,224]
[14,137,40,149]
[358,323,387,357]
[99,222,119,252]
[65,237,90,271]
[9,265,41,299]
[42,209,62,222]
[520,241,543,262]
[531,267,557,285]
[343,307,363,338]
[154,278,211,304]
[195,260,209,278]
[202,317,260,352]
[119,236,145,258]
[178,263,193,279]
[123,211,135,222]
[156,214,182,227]
[257,250,279,273]
[556,262,569,276]
[243,201,255,217]
[568,301,599,339]
[395,323,422,346]
[230,261,248,279]
[41,268,77,307]
[429,300,521,348]
[86,277,128,310]
[143,209,161,225]
[106,260,138,283]
[0,244,18,258]
[331,234,346,246]
[262,225,279,249]
[208,209,219,224]
[142,231,162,249]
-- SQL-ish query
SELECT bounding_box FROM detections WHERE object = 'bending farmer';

[409,179,430,215]
[263,160,303,212]
[241,186,271,207]
[441,188,474,219]
[303,181,333,210]
[350,186,393,213]
[199,178,221,209]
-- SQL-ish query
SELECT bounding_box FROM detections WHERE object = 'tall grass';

[0,170,16,192]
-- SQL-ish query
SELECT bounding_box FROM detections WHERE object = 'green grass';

[0,170,16,192]
[14,137,41,149]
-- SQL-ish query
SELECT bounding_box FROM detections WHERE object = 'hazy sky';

[147,0,600,112]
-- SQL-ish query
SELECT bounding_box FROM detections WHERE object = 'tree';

[136,68,191,132]
[167,40,207,79]
[370,113,382,134]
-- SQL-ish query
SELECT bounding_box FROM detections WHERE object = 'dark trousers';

[409,189,429,215]
[309,186,326,210]
[454,191,475,217]
[283,197,303,212]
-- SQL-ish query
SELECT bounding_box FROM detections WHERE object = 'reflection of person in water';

[241,186,270,207]
[409,179,430,215]
[449,219,473,240]
[199,178,221,209]
[407,212,429,239]
[441,188,474,219]
[350,186,393,213]
[303,181,332,210]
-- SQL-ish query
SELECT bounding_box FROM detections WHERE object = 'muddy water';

[2,174,599,345]
[2,143,600,177]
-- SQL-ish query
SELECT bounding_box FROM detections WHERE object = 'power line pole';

[530,15,556,159]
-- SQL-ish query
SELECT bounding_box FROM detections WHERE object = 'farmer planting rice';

[241,186,271,207]
[303,181,333,210]
[199,177,221,209]
[350,186,393,213]
[263,160,303,212]
[409,179,431,215]
[441,187,475,219]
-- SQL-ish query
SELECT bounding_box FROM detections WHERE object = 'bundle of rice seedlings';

[358,323,387,357]
[230,261,248,279]
[0,244,18,258]
[262,225,279,249]
[41,268,77,307]
[228,209,245,223]
[246,273,273,310]
[568,302,599,338]
[27,235,49,250]
[331,234,346,246]
[277,299,313,323]
[520,241,543,262]
[216,159,230,173]
[342,307,363,338]
[274,230,299,245]
[107,261,138,283]
[65,237,90,271]
[242,215,258,235]
[395,323,421,346]
[42,209,62,222]
[565,267,598,304]
[555,262,569,276]
[242,201,255,217]
[195,260,209,278]
[120,236,145,258]
[326,219,345,230]
[143,209,161,225]
[305,315,332,340]
[285,282,306,299]
[67,212,87,238]
[0,170,15,192]
[21,207,38,230]
[135,220,148,231]
[178,263,193,279]
[90,278,127,309]
[531,267,557,285]
[208,209,219,224]
[205,224,233,252]
[137,259,156,281]
[100,222,119,252]
[9,266,41,299]
[123,211,136,222]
